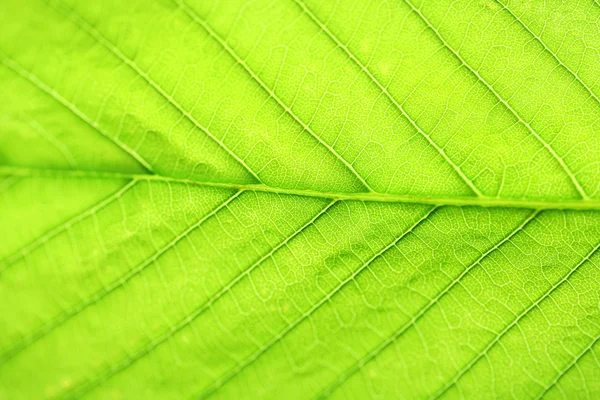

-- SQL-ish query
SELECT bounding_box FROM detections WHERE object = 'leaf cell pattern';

[1,0,600,399]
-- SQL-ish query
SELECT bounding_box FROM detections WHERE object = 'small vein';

[23,114,78,167]
[431,237,600,399]
[175,0,375,193]
[198,206,438,399]
[0,190,243,366]
[59,199,336,399]
[0,55,154,173]
[291,0,483,198]
[402,0,589,200]
[0,176,22,195]
[496,0,600,108]
[535,328,600,398]
[51,0,262,184]
[0,180,137,275]
[316,208,539,399]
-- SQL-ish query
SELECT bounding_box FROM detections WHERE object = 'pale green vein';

[198,206,438,399]
[175,0,375,193]
[0,1,599,398]
[60,199,337,399]
[0,54,154,173]
[23,114,77,167]
[0,175,21,195]
[496,0,600,108]
[0,189,242,366]
[50,0,263,184]
[292,0,483,198]
[316,208,540,399]
[3,166,600,211]
[402,0,589,200]
[0,179,137,275]
[431,238,600,399]
[536,331,600,399]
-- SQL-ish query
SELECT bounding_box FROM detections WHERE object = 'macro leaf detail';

[1,0,600,399]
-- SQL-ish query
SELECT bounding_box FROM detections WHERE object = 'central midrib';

[2,166,600,211]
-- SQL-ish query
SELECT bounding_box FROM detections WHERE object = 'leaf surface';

[1,0,600,399]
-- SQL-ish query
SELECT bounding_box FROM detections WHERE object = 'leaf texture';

[1,0,600,399]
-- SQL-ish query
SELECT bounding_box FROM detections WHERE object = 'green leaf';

[1,0,600,398]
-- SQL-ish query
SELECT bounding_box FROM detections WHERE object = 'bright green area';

[1,0,600,398]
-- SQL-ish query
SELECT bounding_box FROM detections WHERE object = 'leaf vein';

[402,0,589,200]
[198,206,438,399]
[0,189,243,366]
[495,0,600,109]
[292,0,483,198]
[176,0,374,193]
[431,238,600,399]
[315,208,540,399]
[0,180,137,275]
[52,0,263,184]
[0,55,154,173]
[4,166,600,210]
[59,199,336,399]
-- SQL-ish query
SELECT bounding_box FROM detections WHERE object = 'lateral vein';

[495,0,600,109]
[0,179,137,274]
[401,0,589,200]
[50,0,263,184]
[59,199,337,399]
[291,0,483,198]
[316,209,540,399]
[0,190,243,366]
[175,0,375,193]
[198,205,438,399]
[431,238,600,399]
[0,55,154,173]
